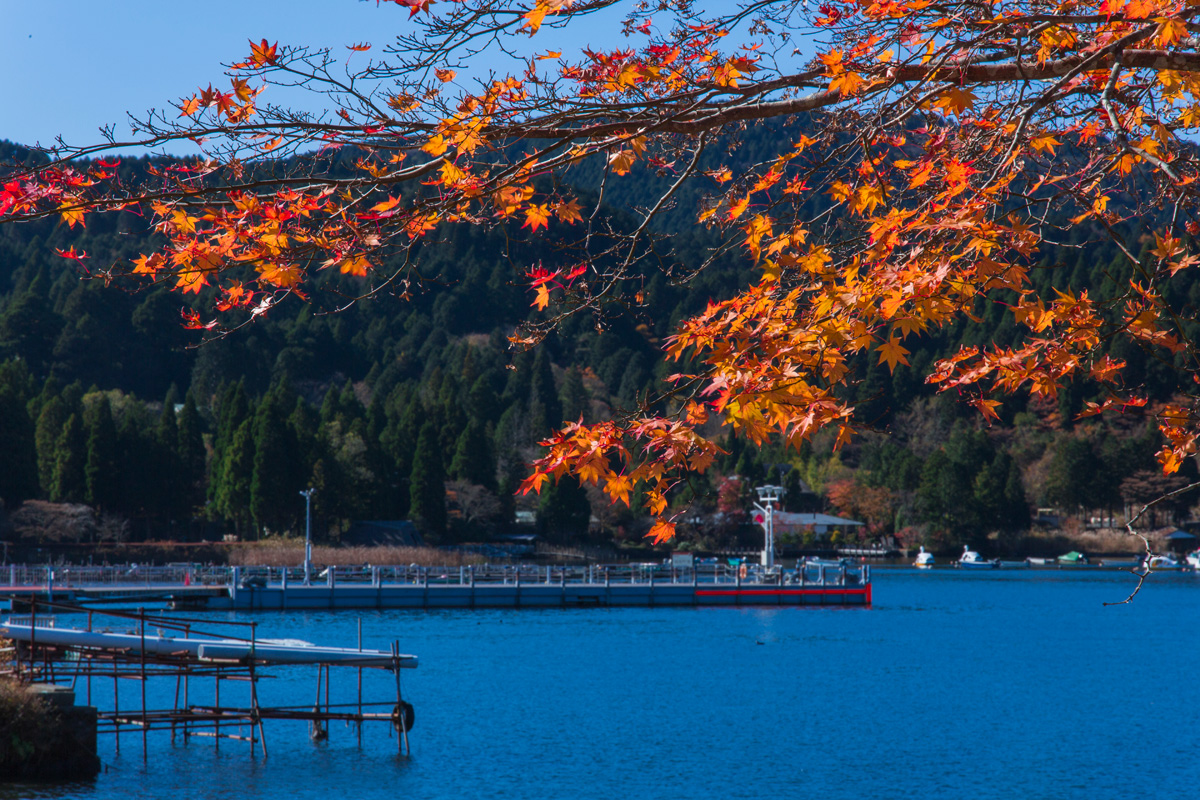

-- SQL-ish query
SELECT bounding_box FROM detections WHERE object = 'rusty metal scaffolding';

[0,600,415,758]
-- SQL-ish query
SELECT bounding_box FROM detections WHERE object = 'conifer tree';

[33,395,69,497]
[537,475,591,541]
[251,386,300,535]
[177,390,206,513]
[409,420,446,538]
[83,394,120,510]
[0,369,37,508]
[449,419,496,490]
[51,413,87,504]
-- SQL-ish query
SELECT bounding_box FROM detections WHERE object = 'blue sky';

[1,0,627,154]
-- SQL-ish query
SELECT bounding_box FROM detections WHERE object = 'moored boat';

[1186,550,1200,570]
[958,545,999,569]
[914,547,935,569]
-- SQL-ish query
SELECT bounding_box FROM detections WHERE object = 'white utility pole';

[753,485,786,568]
[299,488,316,585]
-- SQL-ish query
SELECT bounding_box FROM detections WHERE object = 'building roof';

[774,512,863,527]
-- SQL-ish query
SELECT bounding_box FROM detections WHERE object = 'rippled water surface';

[5,569,1198,800]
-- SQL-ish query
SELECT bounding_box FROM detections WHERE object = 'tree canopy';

[5,0,1200,541]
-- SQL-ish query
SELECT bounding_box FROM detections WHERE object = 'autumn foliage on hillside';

[5,0,1200,541]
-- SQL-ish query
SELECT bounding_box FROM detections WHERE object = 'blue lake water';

[5,569,1198,800]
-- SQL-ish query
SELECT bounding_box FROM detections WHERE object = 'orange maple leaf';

[523,203,551,232]
[339,255,371,277]
[876,336,911,373]
[370,195,402,214]
[934,87,976,116]
[249,39,279,67]
[519,471,550,495]
[645,518,676,545]
[554,199,583,224]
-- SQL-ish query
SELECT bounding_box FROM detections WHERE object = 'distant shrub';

[0,680,61,778]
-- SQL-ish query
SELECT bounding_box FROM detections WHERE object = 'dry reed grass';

[228,540,484,567]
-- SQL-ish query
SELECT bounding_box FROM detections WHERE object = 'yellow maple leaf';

[422,134,449,157]
[1030,135,1061,155]
[828,180,853,203]
[58,202,85,229]
[1155,17,1188,47]
[532,284,551,311]
[440,161,465,186]
[829,70,865,96]
[852,184,886,216]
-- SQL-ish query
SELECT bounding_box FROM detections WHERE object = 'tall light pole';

[299,488,316,585]
[753,485,786,568]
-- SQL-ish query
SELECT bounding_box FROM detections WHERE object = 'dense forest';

[1,132,1197,557]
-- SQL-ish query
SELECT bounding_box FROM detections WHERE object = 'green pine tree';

[409,421,446,538]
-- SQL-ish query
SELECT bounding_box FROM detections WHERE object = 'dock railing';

[4,561,869,591]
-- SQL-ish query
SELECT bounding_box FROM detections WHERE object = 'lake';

[5,568,1198,800]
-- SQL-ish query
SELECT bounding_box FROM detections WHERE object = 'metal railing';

[4,561,869,590]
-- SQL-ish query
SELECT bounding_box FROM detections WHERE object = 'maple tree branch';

[1106,479,1200,606]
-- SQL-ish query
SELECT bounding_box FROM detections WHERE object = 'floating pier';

[0,561,871,611]
[0,602,418,759]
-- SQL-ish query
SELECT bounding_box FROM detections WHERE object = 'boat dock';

[1,603,418,760]
[0,562,871,611]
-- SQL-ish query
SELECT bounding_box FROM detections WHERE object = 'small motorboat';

[1056,551,1089,565]
[1145,553,1182,570]
[1186,550,1200,570]
[914,547,935,569]
[958,545,998,569]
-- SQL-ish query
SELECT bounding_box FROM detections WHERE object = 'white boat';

[958,545,999,569]
[1186,550,1200,570]
[1145,554,1182,570]
[914,547,935,569]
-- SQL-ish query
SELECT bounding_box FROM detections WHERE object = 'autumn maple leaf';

[934,87,975,116]
[523,203,551,232]
[249,39,279,67]
[645,518,676,544]
[876,336,911,373]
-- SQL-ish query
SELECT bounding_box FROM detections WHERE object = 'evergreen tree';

[449,419,496,489]
[208,381,249,510]
[251,386,301,535]
[34,396,69,496]
[409,420,446,538]
[528,348,562,434]
[83,394,120,510]
[0,271,64,375]
[559,365,589,423]
[1043,435,1099,513]
[215,419,256,535]
[51,413,87,504]
[177,390,206,513]
[537,475,591,541]
[0,368,38,508]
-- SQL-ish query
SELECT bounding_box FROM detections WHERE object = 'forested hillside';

[1,131,1196,556]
